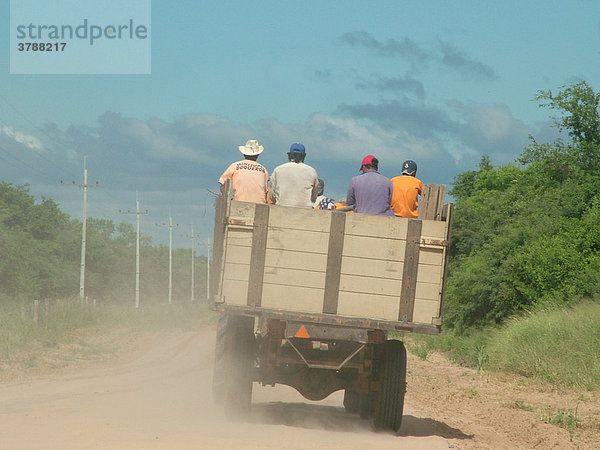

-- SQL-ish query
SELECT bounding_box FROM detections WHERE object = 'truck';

[209,180,453,433]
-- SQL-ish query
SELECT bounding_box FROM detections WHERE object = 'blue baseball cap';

[289,142,306,154]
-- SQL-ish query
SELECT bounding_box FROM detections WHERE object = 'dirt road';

[0,327,597,449]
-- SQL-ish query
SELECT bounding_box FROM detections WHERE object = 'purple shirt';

[346,170,394,216]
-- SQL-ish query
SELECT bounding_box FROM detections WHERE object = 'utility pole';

[157,209,178,304]
[120,192,148,309]
[61,156,98,302]
[205,236,211,302]
[182,226,199,303]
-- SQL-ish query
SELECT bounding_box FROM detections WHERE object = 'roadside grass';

[0,298,215,361]
[403,299,600,390]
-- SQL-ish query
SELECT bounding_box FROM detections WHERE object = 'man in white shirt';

[269,142,319,207]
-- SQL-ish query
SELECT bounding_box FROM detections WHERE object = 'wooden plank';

[247,203,269,307]
[340,257,402,278]
[268,204,331,232]
[221,279,248,306]
[398,219,422,322]
[339,274,402,297]
[419,184,446,220]
[263,267,326,289]
[438,203,454,322]
[421,220,447,240]
[344,213,408,238]
[323,212,346,314]
[261,284,324,313]
[222,262,250,282]
[265,248,328,271]
[224,244,252,265]
[415,282,441,301]
[343,235,406,261]
[418,247,444,265]
[229,201,257,221]
[337,291,400,321]
[211,180,231,302]
[412,298,440,324]
[225,229,253,247]
[416,263,443,284]
[266,228,330,253]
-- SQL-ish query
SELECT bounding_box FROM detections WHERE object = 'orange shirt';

[390,175,423,218]
[219,160,269,203]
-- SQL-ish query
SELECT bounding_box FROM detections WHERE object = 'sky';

[1,0,600,251]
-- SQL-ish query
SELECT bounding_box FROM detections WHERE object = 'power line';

[61,156,99,301]
[156,208,178,304]
[120,191,149,309]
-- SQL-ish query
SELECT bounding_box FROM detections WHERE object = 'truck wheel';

[343,389,359,413]
[212,314,229,404]
[359,392,376,419]
[373,340,407,434]
[223,316,255,419]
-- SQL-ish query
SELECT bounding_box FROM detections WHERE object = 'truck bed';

[210,184,453,335]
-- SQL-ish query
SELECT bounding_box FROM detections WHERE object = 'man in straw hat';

[218,139,269,203]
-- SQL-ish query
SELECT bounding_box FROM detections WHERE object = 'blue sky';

[1,0,600,249]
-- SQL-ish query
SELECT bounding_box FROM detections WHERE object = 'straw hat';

[238,139,264,156]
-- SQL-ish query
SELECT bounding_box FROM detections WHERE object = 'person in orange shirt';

[218,139,269,203]
[390,160,423,218]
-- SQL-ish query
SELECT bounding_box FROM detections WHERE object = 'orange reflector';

[295,325,310,338]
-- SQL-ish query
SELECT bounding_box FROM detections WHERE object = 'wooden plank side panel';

[268,205,331,232]
[415,282,440,301]
[343,235,406,261]
[267,228,330,254]
[438,203,454,322]
[222,262,250,282]
[339,274,402,297]
[228,201,257,222]
[221,279,248,306]
[261,284,324,313]
[211,182,230,302]
[337,291,400,321]
[225,229,253,247]
[263,267,326,289]
[224,244,252,265]
[419,185,446,220]
[412,298,440,324]
[323,213,345,314]
[420,221,447,240]
[341,256,403,278]
[265,248,328,272]
[398,220,422,322]
[246,204,269,307]
[344,213,408,238]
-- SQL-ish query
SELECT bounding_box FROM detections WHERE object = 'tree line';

[0,183,209,304]
[445,81,600,331]
[2,81,598,330]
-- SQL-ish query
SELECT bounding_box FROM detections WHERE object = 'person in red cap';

[390,159,423,218]
[345,155,394,216]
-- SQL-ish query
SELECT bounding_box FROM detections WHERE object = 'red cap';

[360,154,377,170]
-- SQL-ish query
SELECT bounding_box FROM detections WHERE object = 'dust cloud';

[0,328,453,449]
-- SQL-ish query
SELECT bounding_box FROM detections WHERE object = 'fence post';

[33,300,39,324]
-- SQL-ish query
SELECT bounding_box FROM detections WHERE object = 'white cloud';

[0,125,43,150]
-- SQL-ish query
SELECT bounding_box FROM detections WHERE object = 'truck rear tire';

[373,340,407,434]
[212,315,255,418]
[343,389,359,413]
[212,314,229,404]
